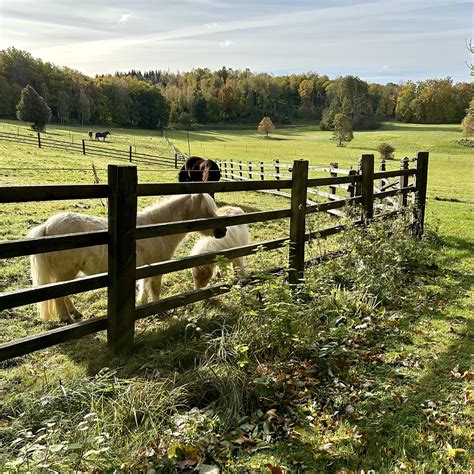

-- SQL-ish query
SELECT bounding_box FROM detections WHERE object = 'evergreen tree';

[16,85,51,131]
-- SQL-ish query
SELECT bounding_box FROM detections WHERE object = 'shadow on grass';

[320,257,473,471]
[380,123,458,133]
[172,131,229,143]
[59,298,242,377]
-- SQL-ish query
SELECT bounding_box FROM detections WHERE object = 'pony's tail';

[28,224,57,320]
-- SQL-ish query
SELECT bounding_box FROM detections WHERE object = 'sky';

[0,0,472,83]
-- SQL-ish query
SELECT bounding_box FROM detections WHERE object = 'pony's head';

[190,194,226,239]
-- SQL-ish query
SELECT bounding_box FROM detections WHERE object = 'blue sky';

[0,0,472,83]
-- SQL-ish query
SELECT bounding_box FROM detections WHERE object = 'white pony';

[28,194,226,323]
[190,206,250,289]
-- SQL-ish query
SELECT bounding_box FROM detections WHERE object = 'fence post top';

[107,164,137,171]
[292,159,309,164]
[416,151,429,161]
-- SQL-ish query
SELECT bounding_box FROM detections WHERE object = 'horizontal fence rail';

[0,130,175,168]
[0,184,108,203]
[0,230,108,259]
[0,274,108,311]
[136,209,291,240]
[0,152,428,361]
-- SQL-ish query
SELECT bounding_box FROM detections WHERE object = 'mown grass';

[0,120,472,472]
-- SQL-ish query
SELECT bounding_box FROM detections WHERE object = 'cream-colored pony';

[190,206,250,288]
[28,194,226,323]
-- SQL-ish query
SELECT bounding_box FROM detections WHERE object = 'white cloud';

[219,39,233,48]
[119,14,130,25]
[204,22,220,29]
[0,0,471,82]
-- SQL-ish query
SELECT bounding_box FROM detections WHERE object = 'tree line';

[0,48,472,131]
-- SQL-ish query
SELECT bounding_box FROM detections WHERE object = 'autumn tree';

[461,100,474,140]
[258,116,276,138]
[16,85,51,131]
[377,142,395,160]
[332,113,353,146]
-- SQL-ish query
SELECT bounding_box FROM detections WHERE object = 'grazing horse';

[179,156,221,199]
[190,206,249,289]
[95,131,110,141]
[28,194,226,323]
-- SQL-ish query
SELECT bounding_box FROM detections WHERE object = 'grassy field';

[0,120,472,472]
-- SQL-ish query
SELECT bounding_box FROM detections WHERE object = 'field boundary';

[0,153,428,361]
[0,130,175,167]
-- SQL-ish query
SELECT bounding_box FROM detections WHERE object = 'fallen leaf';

[265,463,283,474]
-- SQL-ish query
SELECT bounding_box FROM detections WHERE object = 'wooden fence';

[0,153,429,362]
[215,157,413,217]
[0,130,175,167]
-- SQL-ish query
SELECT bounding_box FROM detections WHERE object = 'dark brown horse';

[178,156,221,199]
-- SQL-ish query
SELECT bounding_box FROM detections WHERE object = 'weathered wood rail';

[0,153,428,361]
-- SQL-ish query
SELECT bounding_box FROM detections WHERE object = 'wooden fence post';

[260,162,265,180]
[347,168,357,200]
[288,160,309,286]
[37,132,41,148]
[360,154,374,221]
[230,161,234,180]
[107,165,138,354]
[248,162,253,180]
[224,161,228,179]
[380,158,386,189]
[413,152,429,238]
[174,152,178,169]
[239,161,243,180]
[329,162,338,200]
[399,156,409,209]
[129,145,133,163]
[274,159,280,190]
[82,139,86,155]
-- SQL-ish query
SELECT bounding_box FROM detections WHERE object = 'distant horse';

[179,156,221,199]
[95,131,110,141]
[190,205,249,289]
[28,194,227,323]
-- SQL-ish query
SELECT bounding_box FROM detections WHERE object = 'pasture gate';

[0,153,429,362]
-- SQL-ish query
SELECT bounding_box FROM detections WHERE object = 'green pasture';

[0,120,472,472]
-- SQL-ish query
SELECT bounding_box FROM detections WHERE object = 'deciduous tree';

[332,113,353,146]
[258,116,276,138]
[377,142,395,160]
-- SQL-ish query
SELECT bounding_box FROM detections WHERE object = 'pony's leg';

[232,258,247,277]
[54,297,74,324]
[149,276,162,301]
[64,296,83,319]
[193,265,214,289]
[137,279,150,305]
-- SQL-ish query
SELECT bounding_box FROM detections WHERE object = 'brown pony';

[179,156,221,199]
